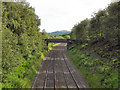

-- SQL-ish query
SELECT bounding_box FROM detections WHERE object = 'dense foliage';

[68,1,119,88]
[71,2,119,46]
[2,2,48,88]
[68,44,118,88]
[59,34,70,39]
[2,1,119,88]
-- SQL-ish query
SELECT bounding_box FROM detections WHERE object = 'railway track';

[31,43,90,89]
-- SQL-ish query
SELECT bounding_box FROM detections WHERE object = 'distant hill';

[48,30,70,36]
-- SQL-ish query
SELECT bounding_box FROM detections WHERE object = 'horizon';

[47,30,71,33]
[40,29,71,33]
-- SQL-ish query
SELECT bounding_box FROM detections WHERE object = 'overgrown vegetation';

[2,2,68,88]
[68,44,118,88]
[1,2,56,88]
[68,1,119,88]
[2,0,119,88]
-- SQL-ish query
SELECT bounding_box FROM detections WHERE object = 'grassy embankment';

[67,42,119,88]
[22,43,60,88]
[2,43,60,88]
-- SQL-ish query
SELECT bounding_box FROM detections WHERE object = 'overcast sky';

[26,0,112,33]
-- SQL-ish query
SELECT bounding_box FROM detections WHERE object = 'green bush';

[67,44,118,88]
[2,2,49,88]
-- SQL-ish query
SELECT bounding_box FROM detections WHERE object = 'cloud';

[27,0,111,32]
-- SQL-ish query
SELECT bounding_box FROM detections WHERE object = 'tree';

[2,2,47,88]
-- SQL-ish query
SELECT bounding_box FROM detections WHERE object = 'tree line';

[70,1,119,47]
[69,1,119,88]
[2,2,48,88]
